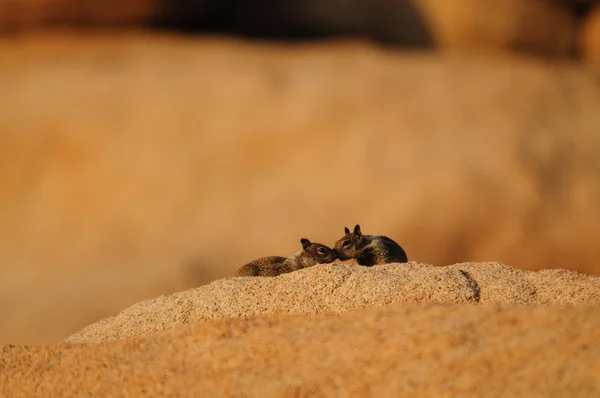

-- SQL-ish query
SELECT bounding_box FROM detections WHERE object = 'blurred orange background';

[1,0,600,344]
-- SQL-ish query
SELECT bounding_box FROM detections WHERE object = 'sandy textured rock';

[66,262,600,343]
[3,303,600,397]
[447,262,600,304]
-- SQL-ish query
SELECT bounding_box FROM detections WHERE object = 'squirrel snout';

[333,249,348,260]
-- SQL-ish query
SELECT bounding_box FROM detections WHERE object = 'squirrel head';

[299,238,337,266]
[333,224,364,260]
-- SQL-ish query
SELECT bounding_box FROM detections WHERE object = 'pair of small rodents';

[235,224,408,277]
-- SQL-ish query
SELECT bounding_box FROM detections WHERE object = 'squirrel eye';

[342,240,350,247]
[317,248,327,254]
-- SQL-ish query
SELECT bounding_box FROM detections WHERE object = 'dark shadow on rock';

[149,0,434,48]
[459,270,481,303]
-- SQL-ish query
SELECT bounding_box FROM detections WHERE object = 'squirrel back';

[236,256,287,276]
[333,224,408,266]
[236,238,337,277]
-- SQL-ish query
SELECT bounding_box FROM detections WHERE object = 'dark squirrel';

[333,224,408,266]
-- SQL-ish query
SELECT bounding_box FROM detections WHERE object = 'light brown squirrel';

[333,224,408,266]
[236,238,337,277]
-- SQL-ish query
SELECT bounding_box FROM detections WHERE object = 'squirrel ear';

[353,224,362,237]
[300,238,311,250]
[344,227,350,234]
